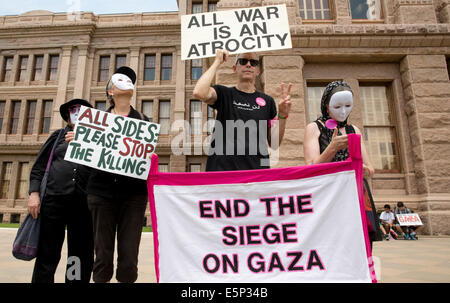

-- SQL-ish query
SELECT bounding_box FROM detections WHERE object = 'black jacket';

[29,126,90,197]
[86,106,150,199]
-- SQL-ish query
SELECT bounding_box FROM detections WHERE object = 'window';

[32,55,44,81]
[10,214,21,224]
[142,100,154,122]
[41,100,53,134]
[207,106,215,134]
[17,56,28,82]
[115,55,127,70]
[189,164,202,172]
[306,84,327,122]
[159,100,171,135]
[190,100,202,135]
[25,100,37,134]
[1,57,13,82]
[1,162,12,199]
[95,101,106,111]
[0,101,5,133]
[208,1,217,12]
[191,59,202,80]
[349,0,382,20]
[98,56,110,82]
[48,55,59,81]
[158,163,169,172]
[9,101,21,134]
[192,3,203,14]
[144,55,156,81]
[299,0,331,20]
[161,54,172,81]
[361,85,399,172]
[17,162,29,199]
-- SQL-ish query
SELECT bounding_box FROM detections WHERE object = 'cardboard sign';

[396,213,423,226]
[181,4,292,60]
[64,106,160,180]
[148,134,376,283]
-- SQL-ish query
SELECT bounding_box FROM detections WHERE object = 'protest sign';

[65,106,160,180]
[181,4,292,60]
[396,213,423,226]
[147,134,376,283]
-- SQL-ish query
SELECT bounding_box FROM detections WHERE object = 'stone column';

[399,54,450,235]
[335,0,352,24]
[129,46,141,109]
[393,0,438,24]
[73,45,89,100]
[51,46,72,132]
[261,55,305,168]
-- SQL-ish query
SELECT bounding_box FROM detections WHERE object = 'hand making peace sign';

[278,82,293,119]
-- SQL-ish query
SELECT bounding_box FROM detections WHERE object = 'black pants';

[88,194,147,283]
[32,194,94,283]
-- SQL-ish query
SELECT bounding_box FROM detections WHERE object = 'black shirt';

[206,85,277,171]
[29,126,90,196]
[86,106,149,199]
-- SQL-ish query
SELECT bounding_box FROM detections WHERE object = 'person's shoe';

[385,234,390,241]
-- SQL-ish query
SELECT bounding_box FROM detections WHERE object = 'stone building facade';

[0,0,449,233]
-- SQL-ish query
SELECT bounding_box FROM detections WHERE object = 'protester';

[28,98,94,283]
[303,80,383,249]
[193,49,292,171]
[66,66,149,283]
[394,202,423,240]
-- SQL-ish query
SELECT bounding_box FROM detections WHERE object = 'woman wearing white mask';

[303,81,382,250]
[28,98,94,283]
[79,66,149,283]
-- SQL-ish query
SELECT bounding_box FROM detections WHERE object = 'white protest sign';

[181,4,292,60]
[396,213,423,226]
[64,106,160,180]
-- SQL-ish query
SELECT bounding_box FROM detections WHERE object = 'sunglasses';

[68,105,81,114]
[236,58,259,67]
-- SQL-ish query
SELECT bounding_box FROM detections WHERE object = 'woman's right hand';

[330,128,348,152]
[65,131,75,143]
[28,192,40,219]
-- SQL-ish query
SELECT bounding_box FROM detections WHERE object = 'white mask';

[328,90,353,122]
[69,105,81,124]
[111,73,134,91]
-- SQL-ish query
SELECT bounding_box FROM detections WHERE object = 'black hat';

[114,66,136,84]
[59,99,93,122]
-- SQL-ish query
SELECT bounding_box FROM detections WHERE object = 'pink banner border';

[147,134,377,283]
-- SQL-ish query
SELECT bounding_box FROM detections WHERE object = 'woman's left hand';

[363,164,375,178]
[65,131,75,143]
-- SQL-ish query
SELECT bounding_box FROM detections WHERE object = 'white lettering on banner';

[396,214,423,226]
[181,5,292,60]
[64,106,161,180]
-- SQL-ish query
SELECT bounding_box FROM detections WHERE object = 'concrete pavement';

[1,228,449,283]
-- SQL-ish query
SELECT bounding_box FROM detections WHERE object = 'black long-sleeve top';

[86,106,149,199]
[29,126,90,197]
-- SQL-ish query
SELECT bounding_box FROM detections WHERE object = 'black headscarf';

[315,81,353,162]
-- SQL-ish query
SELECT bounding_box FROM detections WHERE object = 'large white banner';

[148,135,376,283]
[181,4,292,60]
[65,106,160,180]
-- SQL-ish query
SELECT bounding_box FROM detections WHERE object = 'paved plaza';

[1,228,449,283]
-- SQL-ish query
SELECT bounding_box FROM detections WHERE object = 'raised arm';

[193,50,228,105]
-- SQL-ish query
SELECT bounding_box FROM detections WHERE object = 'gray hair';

[106,79,115,107]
